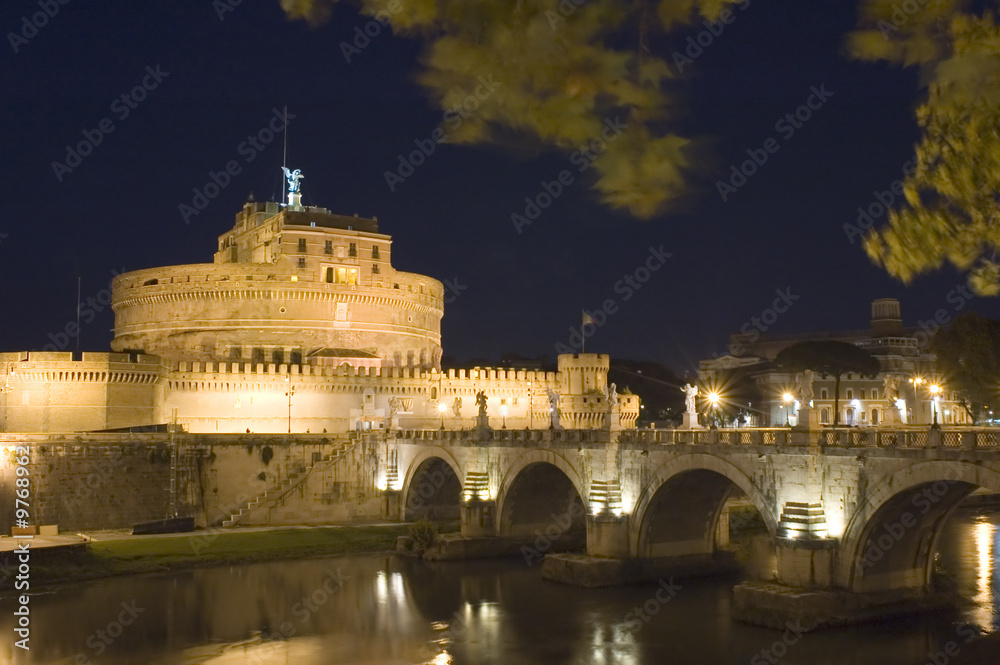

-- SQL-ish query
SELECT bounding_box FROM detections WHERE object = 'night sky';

[3,1,998,372]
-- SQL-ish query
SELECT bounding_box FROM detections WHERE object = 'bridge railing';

[387,426,1000,449]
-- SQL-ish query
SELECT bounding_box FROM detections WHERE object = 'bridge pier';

[460,499,495,537]
[586,513,629,558]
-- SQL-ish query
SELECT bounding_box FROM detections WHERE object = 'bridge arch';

[629,454,778,558]
[400,446,464,521]
[496,450,588,547]
[840,460,1000,593]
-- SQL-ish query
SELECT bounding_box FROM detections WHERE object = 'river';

[1,508,998,665]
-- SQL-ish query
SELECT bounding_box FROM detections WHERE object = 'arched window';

[820,408,830,424]
[845,407,855,425]
[871,408,879,425]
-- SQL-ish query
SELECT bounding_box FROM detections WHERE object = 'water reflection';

[0,510,997,665]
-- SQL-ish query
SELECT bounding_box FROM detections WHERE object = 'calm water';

[2,510,998,665]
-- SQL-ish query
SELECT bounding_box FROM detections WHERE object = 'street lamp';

[929,383,942,426]
[910,376,925,424]
[285,372,295,434]
[707,391,721,427]
[1,362,15,433]
[437,401,448,429]
[528,381,532,429]
[782,392,794,427]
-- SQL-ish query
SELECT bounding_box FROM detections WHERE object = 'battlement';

[168,361,558,385]
[1,351,165,375]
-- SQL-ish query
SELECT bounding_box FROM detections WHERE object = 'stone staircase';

[220,437,359,527]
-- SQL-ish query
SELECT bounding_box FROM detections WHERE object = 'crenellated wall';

[0,352,166,433]
[0,352,638,435]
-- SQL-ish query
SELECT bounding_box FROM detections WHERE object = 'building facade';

[1,179,639,434]
[699,298,970,427]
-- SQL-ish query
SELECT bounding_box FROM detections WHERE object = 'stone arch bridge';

[382,426,1000,627]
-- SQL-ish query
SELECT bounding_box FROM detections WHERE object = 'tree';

[850,4,1000,295]
[775,341,881,426]
[281,0,746,218]
[282,0,1000,284]
[930,311,1000,422]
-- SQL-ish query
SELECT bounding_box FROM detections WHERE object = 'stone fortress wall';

[1,191,640,436]
[0,351,165,433]
[1,351,639,434]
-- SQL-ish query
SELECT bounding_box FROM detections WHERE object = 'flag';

[582,311,595,327]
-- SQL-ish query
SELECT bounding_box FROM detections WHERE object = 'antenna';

[75,276,81,352]
[282,105,288,171]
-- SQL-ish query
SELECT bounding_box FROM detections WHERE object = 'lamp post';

[501,404,508,429]
[782,392,794,427]
[528,381,532,429]
[909,376,925,424]
[707,391,721,428]
[929,383,942,426]
[1,362,14,433]
[285,371,295,434]
[437,401,448,429]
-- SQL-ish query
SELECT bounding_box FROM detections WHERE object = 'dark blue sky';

[1,1,995,371]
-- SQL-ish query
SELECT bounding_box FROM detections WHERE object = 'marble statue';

[452,396,462,418]
[796,370,815,403]
[475,390,488,415]
[883,374,899,403]
[606,382,619,408]
[682,383,698,413]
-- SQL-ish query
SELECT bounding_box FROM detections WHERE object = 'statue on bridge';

[547,389,562,429]
[605,382,619,409]
[475,391,488,416]
[388,396,401,420]
[452,396,463,418]
[883,374,899,403]
[682,383,698,414]
[796,370,815,403]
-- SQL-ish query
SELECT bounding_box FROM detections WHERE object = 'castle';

[0,172,639,434]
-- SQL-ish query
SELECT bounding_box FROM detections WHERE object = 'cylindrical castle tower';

[111,196,443,369]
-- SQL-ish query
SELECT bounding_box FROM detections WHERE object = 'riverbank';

[5,523,459,592]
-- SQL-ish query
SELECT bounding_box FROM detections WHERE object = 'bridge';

[377,423,1000,628]
[6,421,1000,629]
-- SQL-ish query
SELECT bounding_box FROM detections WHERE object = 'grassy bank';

[22,524,444,589]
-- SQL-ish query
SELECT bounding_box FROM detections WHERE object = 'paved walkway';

[77,521,404,543]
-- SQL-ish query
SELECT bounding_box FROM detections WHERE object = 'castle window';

[272,349,284,365]
[372,264,380,274]
[297,238,306,253]
[325,267,334,283]
[372,246,380,259]
[348,268,357,285]
[336,267,347,283]
[349,242,357,257]
[251,348,264,365]
[298,257,306,269]
[291,350,302,365]
[821,389,828,399]
[324,240,333,254]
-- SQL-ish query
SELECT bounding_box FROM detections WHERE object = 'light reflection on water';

[0,509,997,665]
